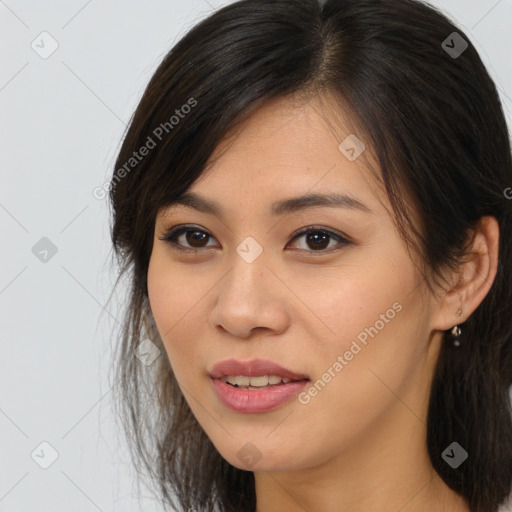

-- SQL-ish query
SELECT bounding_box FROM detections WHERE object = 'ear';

[431,216,500,331]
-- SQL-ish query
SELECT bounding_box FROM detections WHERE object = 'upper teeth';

[221,375,291,386]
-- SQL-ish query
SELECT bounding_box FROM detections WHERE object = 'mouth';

[208,359,310,413]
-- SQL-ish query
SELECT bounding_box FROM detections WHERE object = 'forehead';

[159,93,388,220]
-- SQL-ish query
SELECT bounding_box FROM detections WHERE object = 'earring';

[446,304,463,348]
[448,324,462,349]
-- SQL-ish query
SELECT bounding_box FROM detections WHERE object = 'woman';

[108,0,512,511]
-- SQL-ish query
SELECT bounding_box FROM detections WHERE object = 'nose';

[210,252,290,339]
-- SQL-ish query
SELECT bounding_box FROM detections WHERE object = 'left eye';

[158,225,351,253]
[290,227,350,252]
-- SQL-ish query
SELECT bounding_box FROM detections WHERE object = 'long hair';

[107,1,512,511]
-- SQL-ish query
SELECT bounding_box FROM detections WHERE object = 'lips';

[208,358,309,381]
[209,358,310,413]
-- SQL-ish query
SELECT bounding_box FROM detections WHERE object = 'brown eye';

[302,231,330,250]
[288,227,351,253]
[158,226,217,251]
[182,230,210,248]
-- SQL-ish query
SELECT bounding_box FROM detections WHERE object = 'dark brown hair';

[107,1,512,511]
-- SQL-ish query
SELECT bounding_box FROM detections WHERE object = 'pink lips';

[209,358,310,414]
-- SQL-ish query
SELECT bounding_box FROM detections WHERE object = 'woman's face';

[147,94,443,473]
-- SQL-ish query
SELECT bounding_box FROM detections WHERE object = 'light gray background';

[0,0,511,511]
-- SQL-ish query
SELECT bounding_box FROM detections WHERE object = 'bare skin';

[147,93,498,512]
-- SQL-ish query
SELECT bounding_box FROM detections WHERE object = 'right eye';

[158,225,218,252]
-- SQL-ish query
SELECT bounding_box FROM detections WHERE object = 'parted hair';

[108,1,512,511]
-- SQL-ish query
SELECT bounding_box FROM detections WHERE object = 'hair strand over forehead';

[107,1,512,511]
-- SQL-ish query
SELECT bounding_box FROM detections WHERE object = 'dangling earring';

[449,325,462,348]
[448,307,463,349]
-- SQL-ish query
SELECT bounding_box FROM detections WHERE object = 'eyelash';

[157,224,351,254]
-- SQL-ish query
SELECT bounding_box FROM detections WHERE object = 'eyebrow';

[162,191,372,218]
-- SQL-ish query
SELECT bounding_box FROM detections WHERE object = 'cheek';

[147,252,213,381]
[294,246,426,411]
[147,256,173,333]
[147,251,203,333]
[147,255,189,365]
[293,244,417,358]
